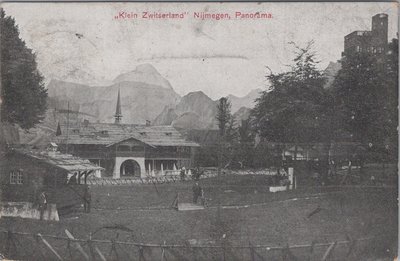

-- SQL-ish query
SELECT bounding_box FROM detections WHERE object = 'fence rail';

[86,168,287,186]
[0,229,392,261]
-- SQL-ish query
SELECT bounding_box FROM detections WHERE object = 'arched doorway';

[120,159,141,177]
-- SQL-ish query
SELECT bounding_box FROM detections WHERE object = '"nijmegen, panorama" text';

[114,11,273,20]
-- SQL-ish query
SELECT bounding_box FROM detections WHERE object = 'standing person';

[200,186,206,206]
[193,167,200,181]
[38,191,47,220]
[192,182,201,204]
[84,186,91,213]
[180,167,186,181]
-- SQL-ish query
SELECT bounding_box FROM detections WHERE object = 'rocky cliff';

[47,64,180,124]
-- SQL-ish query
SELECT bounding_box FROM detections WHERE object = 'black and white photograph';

[0,2,398,260]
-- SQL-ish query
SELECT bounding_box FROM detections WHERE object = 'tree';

[215,97,237,168]
[216,97,232,138]
[333,39,398,166]
[0,8,47,129]
[235,119,255,168]
[252,41,333,143]
[382,38,398,159]
[333,41,397,146]
[238,119,254,145]
[251,41,334,179]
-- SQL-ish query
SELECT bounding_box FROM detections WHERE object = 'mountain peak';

[135,63,159,74]
[112,64,173,90]
[185,91,209,98]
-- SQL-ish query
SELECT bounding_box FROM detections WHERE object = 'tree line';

[210,39,398,175]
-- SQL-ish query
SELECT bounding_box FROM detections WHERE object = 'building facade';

[0,145,102,209]
[53,123,199,178]
[53,90,199,179]
[342,13,388,60]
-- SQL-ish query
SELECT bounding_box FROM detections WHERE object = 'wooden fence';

[0,229,393,261]
[86,168,286,186]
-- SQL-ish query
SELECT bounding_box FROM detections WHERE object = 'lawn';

[0,174,397,260]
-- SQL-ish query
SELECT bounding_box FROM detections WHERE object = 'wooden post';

[281,243,297,261]
[33,234,48,260]
[65,229,89,260]
[161,241,166,261]
[171,193,179,209]
[249,242,255,261]
[222,242,226,261]
[5,230,11,257]
[192,244,197,261]
[66,238,74,260]
[37,233,63,261]
[95,247,107,261]
[346,238,357,258]
[281,244,288,261]
[87,233,95,261]
[78,171,81,184]
[321,241,336,261]
[109,239,119,261]
[138,246,145,261]
[54,169,58,189]
[85,170,93,184]
[308,241,315,261]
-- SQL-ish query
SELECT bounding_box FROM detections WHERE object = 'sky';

[2,2,398,99]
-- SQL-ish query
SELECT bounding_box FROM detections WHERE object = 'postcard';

[0,2,398,260]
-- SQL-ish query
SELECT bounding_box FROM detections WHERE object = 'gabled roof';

[10,147,103,173]
[53,123,199,147]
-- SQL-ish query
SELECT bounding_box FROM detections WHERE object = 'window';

[118,145,130,151]
[10,171,23,185]
[131,146,143,152]
[165,132,172,136]
[72,129,80,134]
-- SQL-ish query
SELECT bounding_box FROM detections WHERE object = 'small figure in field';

[200,186,206,206]
[192,182,202,204]
[84,186,91,213]
[180,167,186,181]
[193,167,202,181]
[38,191,47,220]
[370,175,376,185]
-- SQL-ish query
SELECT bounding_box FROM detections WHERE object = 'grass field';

[0,173,397,260]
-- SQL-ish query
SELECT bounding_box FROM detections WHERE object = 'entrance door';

[120,159,141,177]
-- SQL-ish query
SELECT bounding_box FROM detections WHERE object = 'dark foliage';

[332,38,398,151]
[216,97,232,138]
[0,9,47,129]
[251,41,334,144]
